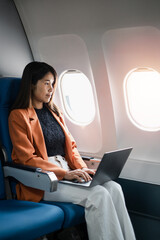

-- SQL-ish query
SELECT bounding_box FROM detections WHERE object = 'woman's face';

[32,72,55,109]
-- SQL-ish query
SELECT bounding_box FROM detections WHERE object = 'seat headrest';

[0,78,21,108]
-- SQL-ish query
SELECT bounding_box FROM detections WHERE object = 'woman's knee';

[92,185,110,195]
[103,181,123,194]
[86,185,111,206]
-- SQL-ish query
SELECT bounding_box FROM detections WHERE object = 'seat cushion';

[42,201,85,228]
[0,200,64,240]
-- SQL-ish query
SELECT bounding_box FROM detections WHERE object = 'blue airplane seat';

[0,77,85,231]
[0,160,5,199]
[0,199,64,240]
[0,151,64,240]
[41,201,85,228]
[0,77,19,162]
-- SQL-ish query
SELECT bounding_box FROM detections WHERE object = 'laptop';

[60,147,132,187]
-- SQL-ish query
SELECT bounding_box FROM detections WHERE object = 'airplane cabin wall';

[102,27,160,185]
[0,0,33,77]
[14,0,160,185]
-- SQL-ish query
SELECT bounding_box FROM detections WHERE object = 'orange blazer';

[8,107,87,202]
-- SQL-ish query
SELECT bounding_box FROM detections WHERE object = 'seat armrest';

[5,162,40,172]
[82,156,93,161]
[0,145,58,192]
[82,155,100,169]
[3,164,58,192]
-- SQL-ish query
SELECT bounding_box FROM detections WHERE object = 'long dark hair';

[11,61,60,116]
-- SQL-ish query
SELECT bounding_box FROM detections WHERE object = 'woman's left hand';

[82,168,96,176]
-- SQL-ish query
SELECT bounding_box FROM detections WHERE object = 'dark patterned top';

[35,105,65,157]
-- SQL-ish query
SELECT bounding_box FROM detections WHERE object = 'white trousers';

[43,180,136,240]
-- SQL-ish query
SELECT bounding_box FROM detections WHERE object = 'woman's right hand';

[64,169,92,182]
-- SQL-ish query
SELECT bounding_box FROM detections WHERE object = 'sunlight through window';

[124,68,160,131]
[60,70,95,124]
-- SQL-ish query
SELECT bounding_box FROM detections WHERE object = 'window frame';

[124,67,160,132]
[59,69,96,125]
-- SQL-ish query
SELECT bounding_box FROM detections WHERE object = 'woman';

[9,61,136,240]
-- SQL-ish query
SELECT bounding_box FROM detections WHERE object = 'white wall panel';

[38,34,102,154]
[0,0,33,77]
[102,27,160,184]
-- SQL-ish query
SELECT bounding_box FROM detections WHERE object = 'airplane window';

[59,70,95,125]
[124,68,160,131]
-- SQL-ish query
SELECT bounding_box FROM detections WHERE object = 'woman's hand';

[64,168,95,182]
[82,167,96,176]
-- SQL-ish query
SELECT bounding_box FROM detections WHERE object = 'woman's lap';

[43,180,122,206]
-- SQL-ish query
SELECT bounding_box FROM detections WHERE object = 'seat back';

[0,147,5,199]
[0,78,21,162]
[0,78,21,199]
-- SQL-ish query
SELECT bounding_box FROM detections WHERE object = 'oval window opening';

[59,70,95,124]
[124,68,160,131]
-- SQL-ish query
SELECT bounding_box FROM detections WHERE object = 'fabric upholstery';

[0,160,5,199]
[41,201,85,228]
[0,78,20,161]
[0,78,21,198]
[0,200,64,240]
